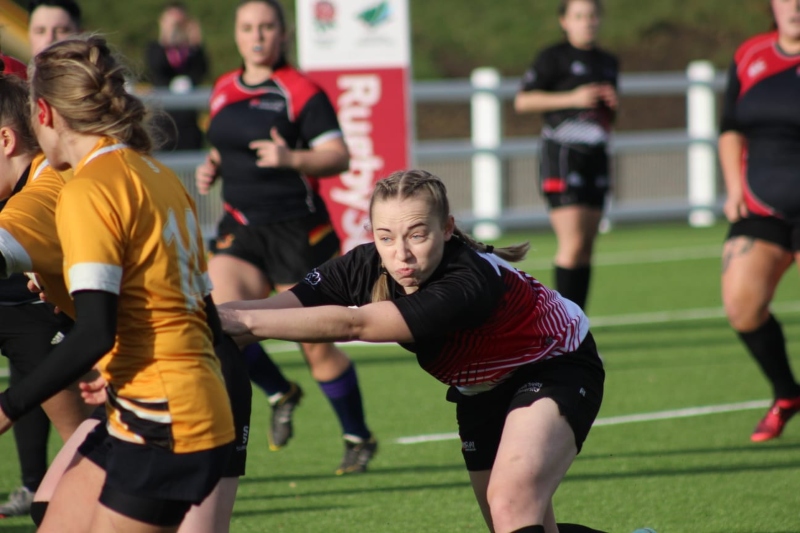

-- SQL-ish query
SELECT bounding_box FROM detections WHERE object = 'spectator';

[145,1,208,151]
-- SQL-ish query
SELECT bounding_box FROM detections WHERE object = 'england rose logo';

[314,1,336,31]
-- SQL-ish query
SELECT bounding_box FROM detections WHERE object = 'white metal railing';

[148,61,726,237]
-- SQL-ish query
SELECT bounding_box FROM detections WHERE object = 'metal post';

[686,60,717,227]
[470,67,502,240]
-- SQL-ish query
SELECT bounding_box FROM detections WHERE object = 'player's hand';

[195,154,219,195]
[25,273,61,314]
[598,83,618,109]
[249,128,293,169]
[724,193,749,223]
[216,305,251,337]
[0,407,11,435]
[571,83,605,109]
[79,374,108,406]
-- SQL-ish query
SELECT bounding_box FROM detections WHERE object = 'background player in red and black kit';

[515,0,617,311]
[720,0,800,443]
[196,0,376,474]
[219,169,608,533]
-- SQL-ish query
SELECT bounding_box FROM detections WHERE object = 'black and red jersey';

[291,239,588,393]
[520,42,618,146]
[720,32,800,220]
[0,54,27,79]
[207,62,343,225]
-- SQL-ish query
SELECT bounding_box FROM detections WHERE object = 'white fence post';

[686,60,717,228]
[470,67,502,240]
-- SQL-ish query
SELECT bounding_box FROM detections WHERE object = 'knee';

[723,289,769,332]
[486,484,548,530]
[301,342,342,365]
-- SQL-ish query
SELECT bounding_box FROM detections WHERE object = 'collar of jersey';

[73,137,128,175]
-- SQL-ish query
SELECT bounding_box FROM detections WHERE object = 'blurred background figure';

[27,0,82,56]
[145,1,208,151]
[719,0,800,443]
[514,0,618,311]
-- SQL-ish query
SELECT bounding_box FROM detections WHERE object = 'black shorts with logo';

[539,139,610,209]
[210,211,341,286]
[726,215,800,253]
[78,422,232,526]
[447,333,605,471]
[0,301,72,377]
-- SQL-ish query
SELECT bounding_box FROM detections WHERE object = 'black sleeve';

[297,91,343,148]
[290,245,378,308]
[204,294,222,346]
[520,47,559,92]
[0,290,117,421]
[392,268,500,342]
[720,61,741,133]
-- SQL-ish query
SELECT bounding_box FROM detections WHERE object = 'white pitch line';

[394,399,772,445]
[523,244,721,271]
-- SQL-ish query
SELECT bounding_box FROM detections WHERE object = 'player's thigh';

[722,234,791,308]
[39,452,105,533]
[178,477,239,533]
[208,254,271,302]
[36,417,102,503]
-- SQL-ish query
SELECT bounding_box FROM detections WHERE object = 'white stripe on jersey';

[31,159,50,181]
[543,120,608,145]
[309,129,344,148]
[0,228,33,275]
[454,252,589,395]
[84,143,128,166]
[68,262,123,295]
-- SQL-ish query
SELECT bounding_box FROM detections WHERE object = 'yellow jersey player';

[0,37,236,533]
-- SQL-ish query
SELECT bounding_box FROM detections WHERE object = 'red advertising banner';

[297,0,411,252]
[308,67,410,251]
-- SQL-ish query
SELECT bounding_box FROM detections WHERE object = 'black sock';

[511,527,544,533]
[558,523,609,533]
[30,501,48,526]
[554,265,592,310]
[10,364,49,492]
[242,343,292,399]
[318,364,371,440]
[738,315,800,399]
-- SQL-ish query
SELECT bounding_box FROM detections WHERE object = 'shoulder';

[271,64,327,117]
[210,69,245,115]
[595,46,619,64]
[734,32,776,62]
[536,42,569,62]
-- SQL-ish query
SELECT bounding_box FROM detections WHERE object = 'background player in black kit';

[195,0,376,474]
[719,0,800,443]
[514,0,618,311]
[219,170,608,533]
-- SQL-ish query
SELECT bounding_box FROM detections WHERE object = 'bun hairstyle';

[29,35,154,153]
[368,169,531,303]
[0,74,39,156]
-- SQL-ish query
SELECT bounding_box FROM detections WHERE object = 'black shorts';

[81,336,251,479]
[447,333,604,471]
[726,215,800,253]
[78,424,232,527]
[210,211,341,286]
[0,302,73,377]
[539,139,609,209]
[216,334,252,477]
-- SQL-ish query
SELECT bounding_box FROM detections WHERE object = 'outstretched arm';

[219,293,413,344]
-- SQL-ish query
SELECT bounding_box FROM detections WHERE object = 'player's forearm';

[514,90,577,113]
[289,147,349,177]
[718,131,745,195]
[238,306,361,343]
